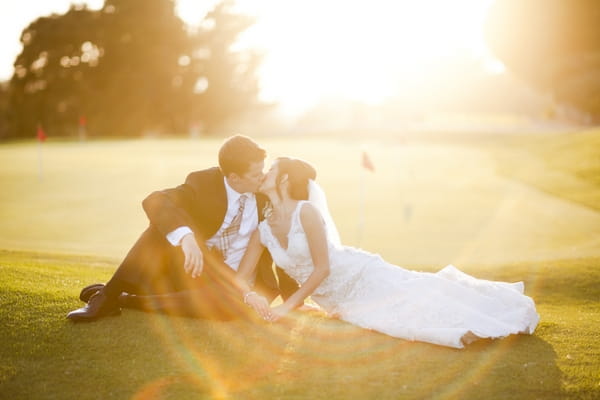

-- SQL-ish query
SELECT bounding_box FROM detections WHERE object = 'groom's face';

[231,160,265,193]
[259,161,278,193]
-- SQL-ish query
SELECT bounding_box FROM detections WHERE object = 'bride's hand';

[269,304,292,322]
[244,292,272,321]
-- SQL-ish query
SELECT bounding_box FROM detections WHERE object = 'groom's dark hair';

[276,157,317,200]
[219,135,266,176]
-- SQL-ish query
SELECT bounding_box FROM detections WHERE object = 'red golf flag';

[361,151,375,172]
[36,124,47,142]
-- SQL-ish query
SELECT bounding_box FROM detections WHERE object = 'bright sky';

[0,0,503,115]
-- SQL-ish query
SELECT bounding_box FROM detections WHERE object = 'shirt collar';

[223,177,252,203]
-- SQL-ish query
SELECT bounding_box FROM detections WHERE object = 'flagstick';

[37,140,44,182]
[357,169,365,247]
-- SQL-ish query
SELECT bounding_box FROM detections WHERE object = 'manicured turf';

[1,250,598,399]
[1,132,599,398]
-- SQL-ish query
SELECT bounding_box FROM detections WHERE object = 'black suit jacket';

[142,167,283,299]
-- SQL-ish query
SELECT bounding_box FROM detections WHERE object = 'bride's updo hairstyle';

[275,157,317,200]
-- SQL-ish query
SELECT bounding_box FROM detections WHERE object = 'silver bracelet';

[243,291,258,305]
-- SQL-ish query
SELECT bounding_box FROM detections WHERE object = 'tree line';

[1,0,262,139]
[1,0,599,140]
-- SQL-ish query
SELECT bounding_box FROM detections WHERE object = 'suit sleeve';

[142,173,200,238]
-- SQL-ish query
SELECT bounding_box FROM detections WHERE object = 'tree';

[190,1,263,133]
[7,0,261,139]
[0,81,9,139]
[9,5,103,138]
[485,0,600,120]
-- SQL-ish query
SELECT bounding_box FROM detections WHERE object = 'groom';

[67,135,298,322]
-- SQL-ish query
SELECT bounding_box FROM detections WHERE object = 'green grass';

[1,250,599,399]
[492,128,600,212]
[1,132,600,398]
[2,136,600,266]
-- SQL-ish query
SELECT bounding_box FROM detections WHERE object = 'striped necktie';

[219,194,247,254]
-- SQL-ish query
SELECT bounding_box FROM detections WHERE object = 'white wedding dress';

[258,201,539,348]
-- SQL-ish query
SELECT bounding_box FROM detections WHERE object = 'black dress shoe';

[66,288,121,322]
[79,283,105,303]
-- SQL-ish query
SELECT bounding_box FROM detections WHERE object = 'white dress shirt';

[166,177,258,271]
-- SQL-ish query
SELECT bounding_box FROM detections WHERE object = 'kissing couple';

[68,135,539,348]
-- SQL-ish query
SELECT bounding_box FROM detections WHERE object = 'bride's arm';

[272,203,330,319]
[235,230,271,319]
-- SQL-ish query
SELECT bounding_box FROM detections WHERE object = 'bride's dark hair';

[276,157,317,200]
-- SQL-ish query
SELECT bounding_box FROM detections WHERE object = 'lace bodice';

[259,201,414,306]
[258,201,315,282]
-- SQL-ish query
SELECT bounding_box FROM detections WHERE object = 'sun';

[176,0,498,115]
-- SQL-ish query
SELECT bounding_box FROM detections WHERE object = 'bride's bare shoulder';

[298,201,323,227]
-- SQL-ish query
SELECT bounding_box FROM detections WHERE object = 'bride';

[235,157,539,348]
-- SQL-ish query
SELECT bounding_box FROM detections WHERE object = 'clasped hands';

[181,234,289,322]
[244,292,289,322]
[181,234,294,322]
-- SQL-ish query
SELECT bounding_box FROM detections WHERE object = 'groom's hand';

[181,233,203,278]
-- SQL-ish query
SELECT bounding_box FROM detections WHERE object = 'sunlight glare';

[177,0,497,115]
